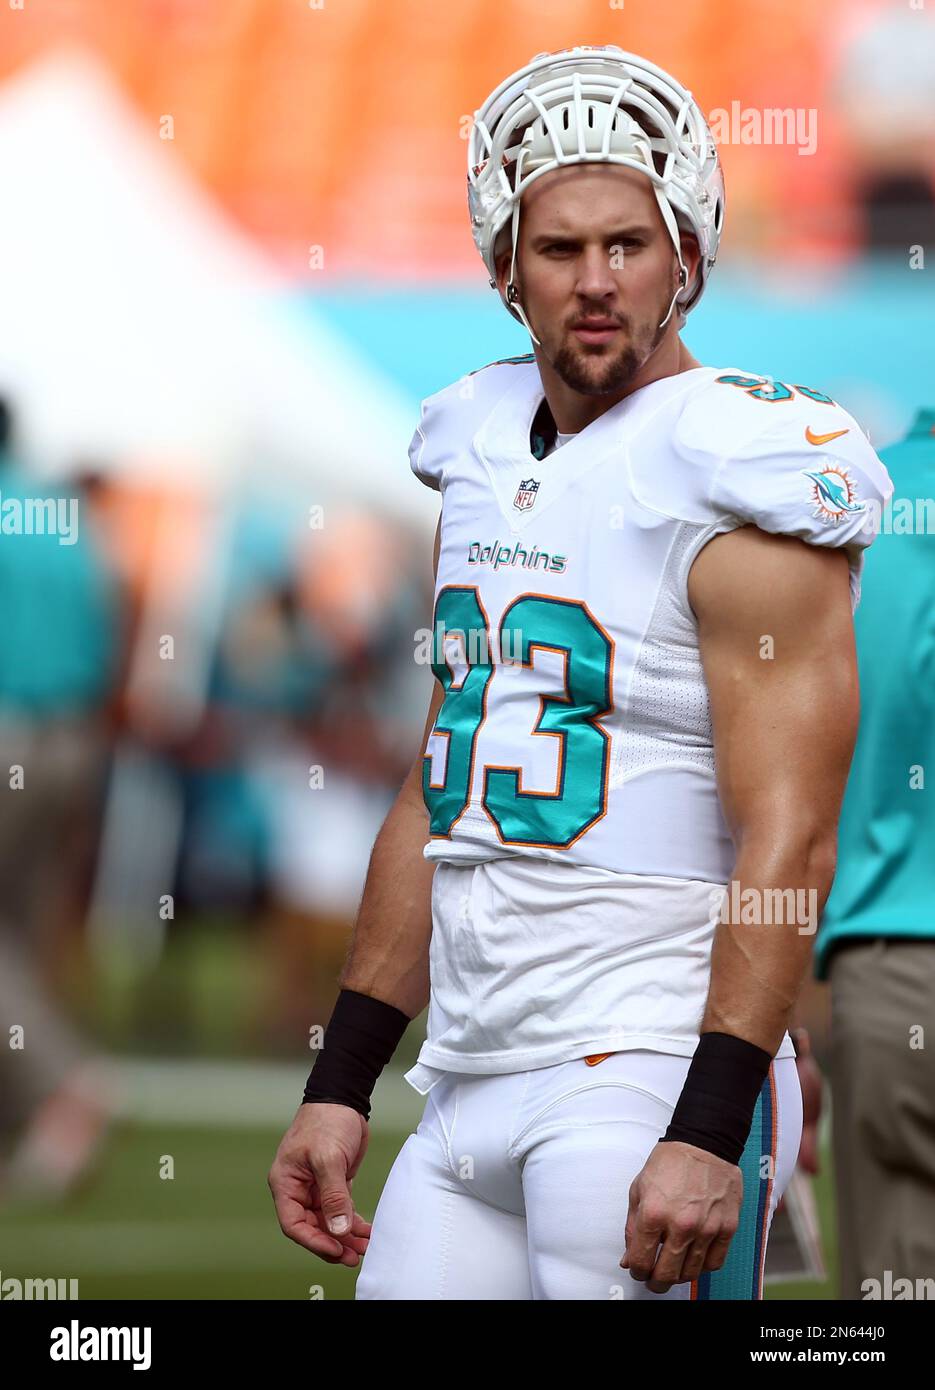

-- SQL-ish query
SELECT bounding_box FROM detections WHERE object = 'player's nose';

[574,244,618,302]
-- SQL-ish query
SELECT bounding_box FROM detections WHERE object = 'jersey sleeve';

[408,360,537,493]
[707,403,894,608]
[408,414,439,490]
[408,389,452,491]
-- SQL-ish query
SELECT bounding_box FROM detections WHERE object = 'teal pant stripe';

[694,1068,774,1301]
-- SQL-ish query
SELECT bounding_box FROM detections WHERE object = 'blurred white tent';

[0,49,438,970]
[0,47,434,523]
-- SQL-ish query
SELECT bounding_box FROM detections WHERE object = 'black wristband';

[659,1031,773,1165]
[302,989,410,1120]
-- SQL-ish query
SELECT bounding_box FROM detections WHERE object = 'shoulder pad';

[630,369,893,606]
[670,372,892,603]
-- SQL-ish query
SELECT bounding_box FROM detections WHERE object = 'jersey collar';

[471,363,713,531]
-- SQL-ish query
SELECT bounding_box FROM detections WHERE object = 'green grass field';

[0,1112,839,1300]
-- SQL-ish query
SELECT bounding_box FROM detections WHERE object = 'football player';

[269,45,892,1299]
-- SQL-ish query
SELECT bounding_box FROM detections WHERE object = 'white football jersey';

[411,360,893,885]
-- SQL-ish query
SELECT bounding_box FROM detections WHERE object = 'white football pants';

[356,1049,802,1300]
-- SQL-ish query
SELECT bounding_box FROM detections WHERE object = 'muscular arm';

[339,685,441,1017]
[339,518,442,1019]
[624,525,858,1293]
[688,524,859,1051]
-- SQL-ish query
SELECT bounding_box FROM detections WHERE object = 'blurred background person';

[834,7,935,252]
[0,400,123,1196]
[248,511,429,1045]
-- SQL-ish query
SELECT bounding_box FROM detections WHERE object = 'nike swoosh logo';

[584,1053,615,1066]
[805,426,850,446]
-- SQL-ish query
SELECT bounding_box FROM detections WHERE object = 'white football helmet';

[468,45,725,342]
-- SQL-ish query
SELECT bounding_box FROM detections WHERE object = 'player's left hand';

[622,1141,742,1293]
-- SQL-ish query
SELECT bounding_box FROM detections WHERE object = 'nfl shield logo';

[513,477,540,512]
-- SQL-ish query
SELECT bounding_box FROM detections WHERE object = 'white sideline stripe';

[0,1220,317,1274]
[112,1058,425,1129]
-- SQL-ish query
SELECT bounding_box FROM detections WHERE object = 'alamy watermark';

[860,495,935,536]
[0,492,79,545]
[1,1270,79,1299]
[707,102,818,156]
[708,882,819,936]
[414,620,526,671]
[862,1270,935,1300]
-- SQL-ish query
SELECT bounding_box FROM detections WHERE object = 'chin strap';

[505,282,540,345]
[657,262,688,330]
[503,147,543,346]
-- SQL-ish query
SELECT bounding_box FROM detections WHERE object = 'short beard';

[550,340,643,397]
[539,293,673,398]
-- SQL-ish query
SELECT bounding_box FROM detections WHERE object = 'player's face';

[499,165,696,396]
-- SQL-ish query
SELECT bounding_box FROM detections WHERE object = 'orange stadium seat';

[0,0,893,271]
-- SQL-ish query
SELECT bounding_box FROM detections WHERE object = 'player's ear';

[678,232,702,296]
[493,226,514,297]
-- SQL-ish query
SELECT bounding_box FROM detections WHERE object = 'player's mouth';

[569,317,621,346]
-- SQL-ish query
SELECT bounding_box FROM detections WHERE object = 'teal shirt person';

[0,453,119,716]
[815,409,935,978]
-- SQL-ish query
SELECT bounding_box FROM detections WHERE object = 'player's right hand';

[268,1103,372,1265]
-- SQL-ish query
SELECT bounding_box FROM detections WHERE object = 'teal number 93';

[423,586,614,848]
